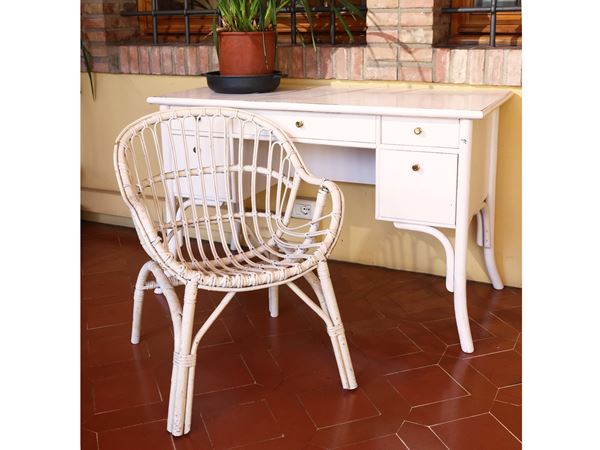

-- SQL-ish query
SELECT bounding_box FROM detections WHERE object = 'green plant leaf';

[80,41,96,100]
[214,0,360,45]
[332,5,353,42]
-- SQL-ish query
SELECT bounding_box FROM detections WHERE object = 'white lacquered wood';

[296,143,376,184]
[258,110,377,145]
[453,119,475,353]
[376,147,458,225]
[148,85,512,120]
[381,116,459,148]
[393,222,455,292]
[481,109,504,290]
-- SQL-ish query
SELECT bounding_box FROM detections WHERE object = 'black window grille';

[442,0,522,47]
[121,1,368,46]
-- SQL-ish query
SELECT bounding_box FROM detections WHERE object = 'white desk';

[148,84,512,353]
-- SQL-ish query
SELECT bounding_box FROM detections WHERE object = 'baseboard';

[81,211,135,228]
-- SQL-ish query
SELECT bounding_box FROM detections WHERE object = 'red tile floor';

[81,221,522,450]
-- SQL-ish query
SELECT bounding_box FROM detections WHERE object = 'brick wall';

[81,0,521,86]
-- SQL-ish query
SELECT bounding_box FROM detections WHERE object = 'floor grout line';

[489,410,522,443]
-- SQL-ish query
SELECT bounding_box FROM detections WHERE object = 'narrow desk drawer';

[376,147,458,225]
[258,110,377,145]
[381,117,459,148]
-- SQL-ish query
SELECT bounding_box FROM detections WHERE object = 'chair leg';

[268,286,279,317]
[167,282,198,436]
[316,261,358,390]
[304,271,330,317]
[131,262,154,344]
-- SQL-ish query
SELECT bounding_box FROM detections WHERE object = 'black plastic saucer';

[202,71,285,94]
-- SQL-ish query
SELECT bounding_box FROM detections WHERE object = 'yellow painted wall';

[81,73,521,287]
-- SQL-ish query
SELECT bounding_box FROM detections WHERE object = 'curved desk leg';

[393,220,473,352]
[452,119,475,353]
[453,215,474,353]
[481,203,504,290]
[393,223,455,293]
[482,108,505,290]
[475,210,484,247]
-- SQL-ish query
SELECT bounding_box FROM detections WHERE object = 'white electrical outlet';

[291,198,316,219]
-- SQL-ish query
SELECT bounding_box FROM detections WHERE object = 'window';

[445,0,521,47]
[132,0,367,45]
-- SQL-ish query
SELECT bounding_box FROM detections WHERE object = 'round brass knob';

[295,120,304,128]
[412,164,420,172]
[413,127,423,135]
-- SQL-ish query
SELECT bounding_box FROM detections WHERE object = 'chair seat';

[167,245,325,291]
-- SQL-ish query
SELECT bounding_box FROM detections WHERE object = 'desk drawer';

[258,110,377,144]
[381,117,459,148]
[376,147,458,225]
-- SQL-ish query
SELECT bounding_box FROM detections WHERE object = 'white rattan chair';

[114,107,357,436]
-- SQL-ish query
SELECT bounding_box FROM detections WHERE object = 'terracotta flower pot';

[217,31,276,76]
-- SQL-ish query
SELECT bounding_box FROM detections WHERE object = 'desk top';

[148,84,512,120]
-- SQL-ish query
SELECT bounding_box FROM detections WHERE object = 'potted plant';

[213,0,362,76]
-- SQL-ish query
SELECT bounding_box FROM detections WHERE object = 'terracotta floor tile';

[194,352,255,394]
[408,394,497,428]
[192,314,234,348]
[81,222,523,449]
[92,371,162,413]
[444,336,517,360]
[423,317,492,346]
[438,355,497,398]
[376,353,441,381]
[82,270,134,301]
[268,332,340,381]
[202,399,283,450]
[265,387,318,443]
[301,377,410,448]
[404,356,497,426]
[81,428,98,450]
[239,347,283,389]
[348,327,420,360]
[86,333,151,367]
[387,365,468,407]
[220,312,262,344]
[336,434,408,449]
[468,305,520,340]
[492,306,522,332]
[396,421,448,450]
[359,372,411,414]
[85,301,133,330]
[394,321,446,355]
[467,350,522,388]
[491,400,522,441]
[82,397,168,433]
[337,296,385,324]
[298,386,380,428]
[227,437,325,450]
[467,282,522,311]
[82,248,130,275]
[171,415,213,450]
[310,414,406,449]
[247,307,313,337]
[97,420,174,450]
[496,384,522,405]
[432,413,521,450]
